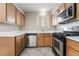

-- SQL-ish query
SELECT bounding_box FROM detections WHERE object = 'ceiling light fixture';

[40,9,47,16]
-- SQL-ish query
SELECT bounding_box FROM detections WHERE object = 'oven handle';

[54,38,62,43]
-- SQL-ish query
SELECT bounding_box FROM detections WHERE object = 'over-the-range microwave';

[57,4,76,24]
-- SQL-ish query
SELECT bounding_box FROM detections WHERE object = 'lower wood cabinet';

[37,33,52,47]
[0,37,15,56]
[0,34,27,56]
[66,39,79,56]
[67,46,79,56]
[44,34,52,47]
[16,36,22,56]
[37,34,44,47]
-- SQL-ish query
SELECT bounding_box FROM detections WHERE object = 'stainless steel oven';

[52,33,66,56]
[53,37,64,56]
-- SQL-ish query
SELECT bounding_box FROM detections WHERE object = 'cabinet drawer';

[67,39,79,52]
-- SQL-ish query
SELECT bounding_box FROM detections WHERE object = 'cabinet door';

[58,4,65,13]
[44,34,52,47]
[7,3,16,24]
[64,3,73,9]
[67,46,79,56]
[76,4,79,20]
[21,14,25,27]
[51,12,58,26]
[0,3,6,22]
[37,34,44,47]
[16,36,21,56]
[0,37,15,56]
[16,10,22,26]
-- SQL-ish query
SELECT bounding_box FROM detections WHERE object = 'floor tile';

[20,47,55,56]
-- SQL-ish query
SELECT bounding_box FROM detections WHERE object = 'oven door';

[53,38,63,56]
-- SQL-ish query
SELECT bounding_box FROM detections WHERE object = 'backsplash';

[0,23,20,32]
[56,21,79,31]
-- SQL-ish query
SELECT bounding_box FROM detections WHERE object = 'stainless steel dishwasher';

[26,34,37,47]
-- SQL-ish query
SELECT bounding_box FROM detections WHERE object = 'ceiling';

[15,3,61,13]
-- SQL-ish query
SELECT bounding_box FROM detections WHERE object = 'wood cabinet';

[44,34,52,47]
[16,9,25,28]
[0,4,6,23]
[15,35,22,56]
[37,33,52,47]
[16,10,22,26]
[66,39,79,56]
[67,46,79,56]
[56,3,72,14]
[0,34,27,56]
[75,3,79,20]
[58,4,65,14]
[51,10,58,26]
[51,11,58,26]
[37,34,44,47]
[0,3,25,27]
[64,3,73,9]
[7,3,16,24]
[0,37,15,56]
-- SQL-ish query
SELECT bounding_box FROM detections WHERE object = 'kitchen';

[0,3,79,56]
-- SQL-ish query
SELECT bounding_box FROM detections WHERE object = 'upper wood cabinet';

[16,10,22,26]
[0,3,25,27]
[58,3,73,14]
[51,11,58,26]
[64,3,73,9]
[0,4,6,23]
[7,3,16,24]
[16,9,25,28]
[58,4,65,14]
[76,4,79,20]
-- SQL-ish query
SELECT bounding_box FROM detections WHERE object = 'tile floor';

[20,47,55,56]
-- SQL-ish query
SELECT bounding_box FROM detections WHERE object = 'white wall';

[23,12,51,31]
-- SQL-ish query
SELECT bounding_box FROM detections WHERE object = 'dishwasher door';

[28,35,36,47]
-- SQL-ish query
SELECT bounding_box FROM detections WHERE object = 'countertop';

[0,31,26,37]
[0,30,63,37]
[66,36,79,42]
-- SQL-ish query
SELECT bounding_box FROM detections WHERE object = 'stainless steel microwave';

[57,4,76,24]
